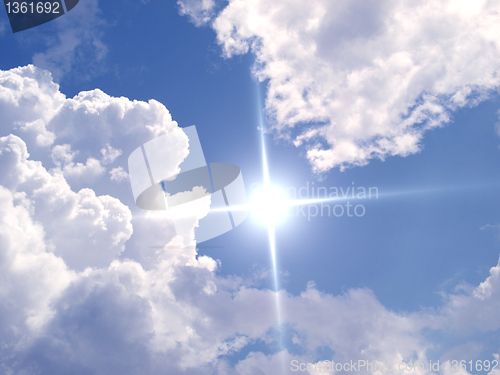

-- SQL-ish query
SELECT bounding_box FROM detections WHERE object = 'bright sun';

[250,186,289,225]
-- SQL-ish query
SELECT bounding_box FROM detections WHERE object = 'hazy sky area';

[1,0,500,374]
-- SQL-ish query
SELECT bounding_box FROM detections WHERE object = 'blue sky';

[1,0,500,374]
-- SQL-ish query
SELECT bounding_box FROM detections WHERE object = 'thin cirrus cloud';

[1,64,500,373]
[31,0,107,81]
[181,0,500,172]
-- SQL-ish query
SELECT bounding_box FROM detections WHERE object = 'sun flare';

[250,186,289,225]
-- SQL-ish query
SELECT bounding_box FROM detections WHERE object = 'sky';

[1,0,500,374]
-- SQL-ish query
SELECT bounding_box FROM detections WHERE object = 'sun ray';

[256,83,287,370]
[213,184,489,216]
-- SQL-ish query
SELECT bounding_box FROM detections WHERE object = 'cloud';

[177,0,217,26]
[0,65,64,146]
[0,183,75,341]
[0,65,187,269]
[283,285,426,362]
[0,134,132,271]
[51,143,106,181]
[2,64,500,374]
[101,144,123,165]
[110,166,129,182]
[0,65,186,190]
[203,0,500,172]
[16,118,56,147]
[441,256,500,334]
[32,0,107,81]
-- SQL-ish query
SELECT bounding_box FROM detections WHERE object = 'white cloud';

[2,64,500,374]
[0,133,433,373]
[110,166,129,182]
[207,0,500,172]
[51,143,106,181]
[101,143,123,165]
[16,118,56,147]
[284,285,426,360]
[0,62,188,273]
[51,143,76,165]
[441,256,500,334]
[0,65,65,146]
[233,351,295,374]
[0,181,76,354]
[0,65,186,193]
[0,134,132,271]
[49,87,184,148]
[178,0,217,26]
[32,0,107,81]
[61,157,105,179]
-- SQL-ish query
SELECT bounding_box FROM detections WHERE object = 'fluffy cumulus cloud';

[0,65,65,146]
[194,0,500,172]
[0,182,75,349]
[2,64,500,374]
[441,258,500,334]
[0,134,131,271]
[0,64,187,189]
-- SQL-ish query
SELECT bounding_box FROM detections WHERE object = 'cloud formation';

[177,0,217,26]
[1,65,500,374]
[201,0,500,172]
[32,0,107,81]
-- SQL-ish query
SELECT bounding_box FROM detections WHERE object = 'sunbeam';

[256,84,286,371]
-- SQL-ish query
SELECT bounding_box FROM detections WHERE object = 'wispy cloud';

[177,0,217,26]
[32,0,107,81]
